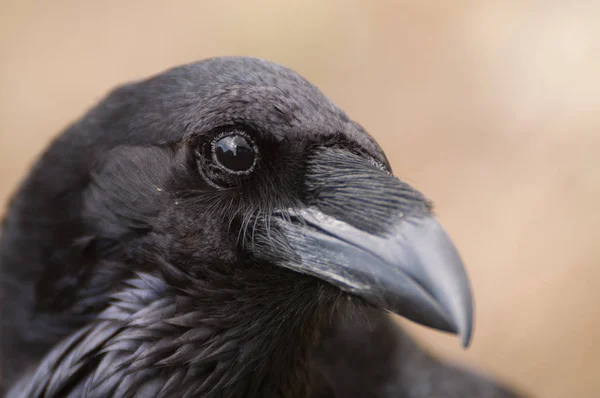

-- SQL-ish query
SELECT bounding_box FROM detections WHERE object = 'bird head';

[11,57,473,348]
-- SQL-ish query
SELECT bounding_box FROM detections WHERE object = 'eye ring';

[210,130,259,175]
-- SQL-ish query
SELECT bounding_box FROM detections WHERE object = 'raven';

[0,57,518,397]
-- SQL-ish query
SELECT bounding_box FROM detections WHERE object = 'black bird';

[0,57,519,397]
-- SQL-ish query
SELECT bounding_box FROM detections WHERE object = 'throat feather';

[18,268,337,397]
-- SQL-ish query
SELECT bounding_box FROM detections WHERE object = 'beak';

[254,148,474,347]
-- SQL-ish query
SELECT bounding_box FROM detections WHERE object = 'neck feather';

[73,264,339,397]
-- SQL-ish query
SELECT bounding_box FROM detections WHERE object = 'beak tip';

[441,308,473,348]
[460,326,473,348]
[452,296,474,349]
[406,216,475,349]
[455,305,474,348]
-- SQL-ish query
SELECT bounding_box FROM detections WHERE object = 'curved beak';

[253,148,474,347]
[271,208,473,347]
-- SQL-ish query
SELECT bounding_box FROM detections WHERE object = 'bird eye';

[212,132,257,173]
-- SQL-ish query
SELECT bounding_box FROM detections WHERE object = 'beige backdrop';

[1,1,599,397]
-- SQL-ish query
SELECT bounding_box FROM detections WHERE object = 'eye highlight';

[195,129,260,189]
[213,133,257,173]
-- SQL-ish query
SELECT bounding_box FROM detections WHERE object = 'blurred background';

[1,1,599,396]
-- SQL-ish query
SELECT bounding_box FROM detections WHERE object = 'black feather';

[1,57,523,397]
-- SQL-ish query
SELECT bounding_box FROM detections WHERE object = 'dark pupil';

[215,135,255,172]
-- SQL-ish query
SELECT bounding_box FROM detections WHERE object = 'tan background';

[1,1,599,397]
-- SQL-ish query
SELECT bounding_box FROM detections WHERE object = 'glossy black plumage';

[1,57,521,397]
